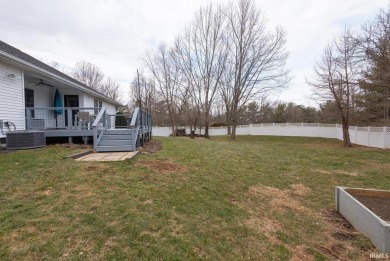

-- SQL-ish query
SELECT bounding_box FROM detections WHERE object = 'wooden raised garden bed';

[335,187,390,253]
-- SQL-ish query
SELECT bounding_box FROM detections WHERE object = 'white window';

[94,99,103,114]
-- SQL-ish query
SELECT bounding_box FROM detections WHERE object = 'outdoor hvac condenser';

[6,131,46,150]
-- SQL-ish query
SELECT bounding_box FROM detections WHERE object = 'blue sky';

[0,0,388,106]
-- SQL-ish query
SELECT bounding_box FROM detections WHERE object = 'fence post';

[318,123,320,137]
[367,126,371,147]
[383,126,386,149]
[249,124,252,135]
[355,126,357,144]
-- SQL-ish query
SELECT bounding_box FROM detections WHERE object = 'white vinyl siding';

[82,94,116,115]
[0,62,25,137]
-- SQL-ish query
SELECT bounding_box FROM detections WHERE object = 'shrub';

[211,122,227,127]
[115,112,128,128]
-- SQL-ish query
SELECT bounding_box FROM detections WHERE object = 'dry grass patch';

[249,185,307,213]
[34,188,53,196]
[289,245,315,261]
[291,184,312,196]
[335,170,359,177]
[136,159,188,174]
[314,168,359,177]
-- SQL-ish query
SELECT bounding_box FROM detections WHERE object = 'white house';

[0,40,123,140]
[0,40,152,152]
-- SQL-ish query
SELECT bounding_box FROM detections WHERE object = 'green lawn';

[0,136,389,260]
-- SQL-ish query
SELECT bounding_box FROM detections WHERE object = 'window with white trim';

[94,99,103,114]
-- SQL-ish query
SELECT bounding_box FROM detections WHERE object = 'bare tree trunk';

[341,119,351,147]
[231,109,238,140]
[231,122,237,140]
[204,109,210,138]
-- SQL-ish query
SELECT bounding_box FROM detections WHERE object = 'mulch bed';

[139,140,162,153]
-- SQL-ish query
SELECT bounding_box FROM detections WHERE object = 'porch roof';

[0,40,124,107]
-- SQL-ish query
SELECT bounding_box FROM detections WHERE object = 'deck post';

[67,109,73,129]
[26,108,32,130]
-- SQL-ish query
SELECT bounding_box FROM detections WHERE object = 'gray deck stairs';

[95,129,134,152]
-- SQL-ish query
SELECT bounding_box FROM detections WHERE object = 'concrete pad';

[75,151,139,161]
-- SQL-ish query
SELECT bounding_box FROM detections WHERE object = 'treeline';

[130,0,289,139]
[140,99,370,127]
[130,1,390,143]
[307,5,390,146]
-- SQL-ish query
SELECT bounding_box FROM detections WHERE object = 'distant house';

[0,41,151,151]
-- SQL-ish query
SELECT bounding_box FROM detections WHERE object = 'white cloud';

[0,0,388,106]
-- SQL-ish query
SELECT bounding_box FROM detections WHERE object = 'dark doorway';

[64,95,79,126]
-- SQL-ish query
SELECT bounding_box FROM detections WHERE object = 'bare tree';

[130,70,156,113]
[71,61,123,102]
[225,0,290,139]
[308,28,360,147]
[100,77,122,102]
[72,60,104,89]
[173,4,228,138]
[220,61,234,134]
[144,44,181,136]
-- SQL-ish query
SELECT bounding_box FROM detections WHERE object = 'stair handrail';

[93,107,107,150]
[129,107,140,127]
[92,107,107,127]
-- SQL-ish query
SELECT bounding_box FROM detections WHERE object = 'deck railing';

[26,107,103,131]
[129,107,152,148]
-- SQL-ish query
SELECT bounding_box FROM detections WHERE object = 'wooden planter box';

[335,187,390,253]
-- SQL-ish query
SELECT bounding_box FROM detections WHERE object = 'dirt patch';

[82,164,115,174]
[320,209,374,260]
[332,231,356,241]
[136,159,187,174]
[347,189,390,222]
[291,184,312,196]
[139,140,162,153]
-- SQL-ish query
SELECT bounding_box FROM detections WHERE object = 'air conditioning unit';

[6,131,46,150]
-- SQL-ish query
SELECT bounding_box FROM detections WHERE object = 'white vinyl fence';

[152,123,390,149]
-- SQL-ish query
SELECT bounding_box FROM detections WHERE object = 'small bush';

[211,122,227,127]
[115,112,128,128]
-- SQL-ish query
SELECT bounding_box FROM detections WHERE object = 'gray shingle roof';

[0,40,123,106]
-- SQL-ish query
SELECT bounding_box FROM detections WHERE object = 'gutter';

[0,50,124,107]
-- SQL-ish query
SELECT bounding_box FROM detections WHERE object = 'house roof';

[0,40,123,107]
